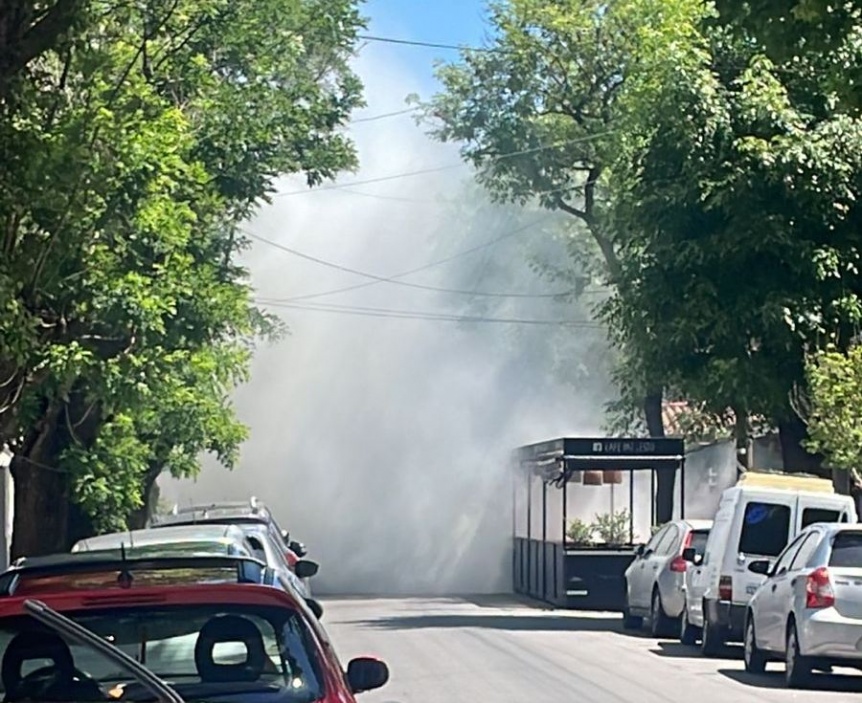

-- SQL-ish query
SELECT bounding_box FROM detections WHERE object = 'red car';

[0,552,388,702]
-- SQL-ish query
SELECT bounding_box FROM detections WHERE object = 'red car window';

[0,604,325,702]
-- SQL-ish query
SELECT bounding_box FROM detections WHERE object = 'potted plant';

[593,510,631,547]
[566,518,594,547]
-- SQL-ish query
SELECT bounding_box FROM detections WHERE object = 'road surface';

[324,595,862,703]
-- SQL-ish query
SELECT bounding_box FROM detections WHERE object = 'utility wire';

[243,227,573,299]
[272,131,615,197]
[271,215,557,302]
[349,107,419,123]
[357,34,505,54]
[255,299,602,327]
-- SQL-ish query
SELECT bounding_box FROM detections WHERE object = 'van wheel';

[785,621,812,689]
[701,609,724,657]
[744,616,766,673]
[680,607,698,646]
[650,590,675,638]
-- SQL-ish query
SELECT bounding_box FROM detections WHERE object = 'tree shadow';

[345,612,624,633]
[719,668,862,693]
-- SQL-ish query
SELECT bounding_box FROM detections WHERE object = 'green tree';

[0,0,365,556]
[804,345,862,489]
[417,0,709,521]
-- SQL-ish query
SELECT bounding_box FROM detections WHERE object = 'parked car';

[743,522,862,688]
[0,551,389,702]
[67,525,321,616]
[684,471,857,656]
[623,519,712,637]
[151,498,309,567]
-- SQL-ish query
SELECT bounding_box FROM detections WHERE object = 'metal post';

[650,469,656,527]
[542,481,548,600]
[561,477,568,551]
[628,469,635,544]
[526,469,532,596]
[679,457,686,520]
[511,459,517,592]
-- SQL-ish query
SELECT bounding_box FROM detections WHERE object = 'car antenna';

[117,543,133,589]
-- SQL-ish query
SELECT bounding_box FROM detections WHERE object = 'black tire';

[785,621,812,689]
[701,604,724,657]
[680,606,698,646]
[649,589,677,638]
[622,602,643,630]
[743,615,767,674]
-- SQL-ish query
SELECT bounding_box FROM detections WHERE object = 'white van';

[682,471,857,655]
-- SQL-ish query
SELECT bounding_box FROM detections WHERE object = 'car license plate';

[745,583,758,595]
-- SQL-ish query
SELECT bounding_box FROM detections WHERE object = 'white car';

[743,522,862,688]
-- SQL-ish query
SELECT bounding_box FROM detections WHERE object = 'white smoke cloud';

[159,41,615,595]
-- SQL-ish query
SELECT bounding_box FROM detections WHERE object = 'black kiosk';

[512,437,685,611]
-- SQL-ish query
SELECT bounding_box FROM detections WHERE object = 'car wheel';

[743,615,767,673]
[701,607,724,657]
[680,606,698,646]
[785,621,812,689]
[650,589,676,638]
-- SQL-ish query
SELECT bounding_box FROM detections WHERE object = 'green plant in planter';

[566,518,594,546]
[593,510,631,546]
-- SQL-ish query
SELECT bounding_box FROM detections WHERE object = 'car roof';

[73,524,249,551]
[807,522,862,535]
[0,553,273,597]
[682,519,713,531]
[0,582,302,618]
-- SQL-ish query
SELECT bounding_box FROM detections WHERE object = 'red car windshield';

[0,604,324,702]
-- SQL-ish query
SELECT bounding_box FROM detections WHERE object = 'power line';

[272,131,615,197]
[350,107,419,123]
[357,34,504,54]
[255,299,602,327]
[278,215,556,302]
[243,228,574,299]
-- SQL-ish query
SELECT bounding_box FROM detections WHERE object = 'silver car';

[624,518,712,637]
[744,522,862,688]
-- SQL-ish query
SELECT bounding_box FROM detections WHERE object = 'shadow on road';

[347,613,623,633]
[718,668,862,693]
[647,642,711,659]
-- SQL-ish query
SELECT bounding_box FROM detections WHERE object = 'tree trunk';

[644,388,674,525]
[128,462,163,530]
[777,415,829,479]
[9,403,70,559]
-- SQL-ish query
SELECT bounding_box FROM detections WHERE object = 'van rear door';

[732,494,796,603]
[796,496,855,532]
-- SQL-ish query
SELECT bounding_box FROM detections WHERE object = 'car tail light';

[806,567,835,609]
[719,575,732,601]
[670,556,687,572]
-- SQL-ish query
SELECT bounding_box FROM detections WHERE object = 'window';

[645,526,668,553]
[688,530,710,557]
[829,531,862,568]
[0,604,324,703]
[772,535,806,576]
[738,502,791,557]
[801,508,842,529]
[657,526,681,556]
[789,533,821,571]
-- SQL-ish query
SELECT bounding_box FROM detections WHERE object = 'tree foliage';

[0,0,365,552]
[804,345,862,485]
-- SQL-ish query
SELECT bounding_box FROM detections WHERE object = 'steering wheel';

[11,665,103,701]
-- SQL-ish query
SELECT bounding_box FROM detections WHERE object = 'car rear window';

[0,604,323,702]
[802,508,842,529]
[688,530,710,556]
[739,502,791,557]
[829,532,862,567]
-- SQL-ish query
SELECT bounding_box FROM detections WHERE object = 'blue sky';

[361,0,489,89]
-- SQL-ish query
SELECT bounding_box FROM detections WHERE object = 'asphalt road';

[324,595,862,703]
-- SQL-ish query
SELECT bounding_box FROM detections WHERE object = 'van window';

[738,502,791,557]
[829,531,862,567]
[801,507,842,529]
